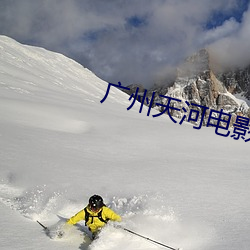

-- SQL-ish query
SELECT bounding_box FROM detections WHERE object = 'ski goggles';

[89,204,101,212]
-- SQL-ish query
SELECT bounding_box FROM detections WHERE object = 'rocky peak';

[177,48,210,78]
[154,49,250,126]
[122,48,250,126]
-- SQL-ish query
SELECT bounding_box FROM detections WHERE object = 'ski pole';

[122,227,180,250]
[37,220,48,231]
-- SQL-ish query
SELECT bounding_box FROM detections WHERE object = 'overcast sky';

[0,0,249,87]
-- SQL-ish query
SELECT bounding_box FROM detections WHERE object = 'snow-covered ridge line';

[0,35,133,134]
[0,35,129,104]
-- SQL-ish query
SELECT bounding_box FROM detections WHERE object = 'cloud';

[0,0,249,87]
[209,4,250,69]
[200,18,240,45]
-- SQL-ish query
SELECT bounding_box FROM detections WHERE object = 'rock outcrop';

[124,49,250,127]
[163,49,250,125]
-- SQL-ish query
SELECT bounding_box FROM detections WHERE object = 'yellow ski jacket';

[67,206,121,233]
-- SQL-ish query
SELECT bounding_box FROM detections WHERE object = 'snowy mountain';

[166,49,250,125]
[0,36,250,250]
[126,49,250,127]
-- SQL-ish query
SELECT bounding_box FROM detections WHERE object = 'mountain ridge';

[124,48,250,126]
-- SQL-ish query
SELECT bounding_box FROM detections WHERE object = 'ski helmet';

[89,195,104,210]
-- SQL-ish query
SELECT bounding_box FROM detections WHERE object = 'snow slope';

[0,36,249,250]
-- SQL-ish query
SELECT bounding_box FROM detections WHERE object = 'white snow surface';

[0,35,249,250]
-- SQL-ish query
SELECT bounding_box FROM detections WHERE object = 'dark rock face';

[218,66,250,99]
[123,84,146,96]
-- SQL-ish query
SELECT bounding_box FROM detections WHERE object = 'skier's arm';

[104,207,122,222]
[67,209,85,225]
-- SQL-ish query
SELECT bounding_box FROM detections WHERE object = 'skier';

[66,194,121,239]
